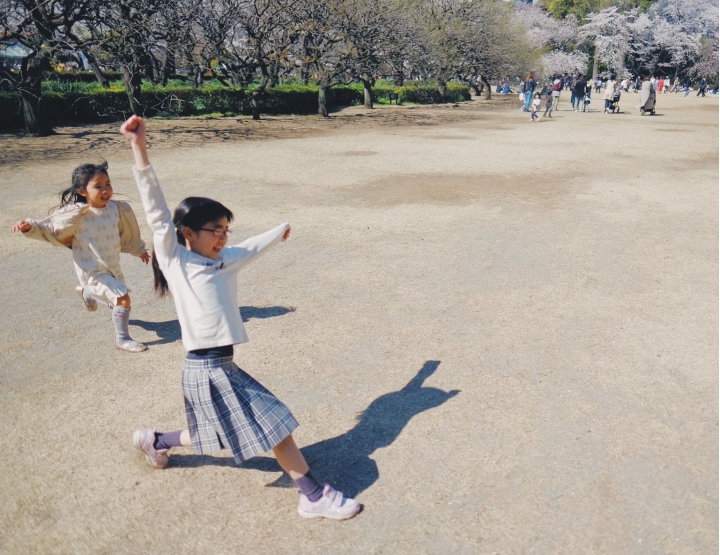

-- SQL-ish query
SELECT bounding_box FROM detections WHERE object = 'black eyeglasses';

[199,227,233,238]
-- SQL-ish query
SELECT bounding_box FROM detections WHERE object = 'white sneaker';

[116,339,148,353]
[297,484,361,520]
[133,428,169,469]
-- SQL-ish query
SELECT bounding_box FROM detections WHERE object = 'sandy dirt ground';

[0,92,717,554]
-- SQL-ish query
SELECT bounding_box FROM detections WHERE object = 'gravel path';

[0,92,717,554]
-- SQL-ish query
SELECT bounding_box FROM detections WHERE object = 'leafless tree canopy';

[3,0,717,132]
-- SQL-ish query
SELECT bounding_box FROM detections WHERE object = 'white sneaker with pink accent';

[297,484,361,520]
[133,428,169,469]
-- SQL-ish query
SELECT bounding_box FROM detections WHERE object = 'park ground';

[0,91,717,554]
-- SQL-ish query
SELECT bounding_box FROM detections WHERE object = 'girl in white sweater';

[121,115,360,520]
[11,161,150,352]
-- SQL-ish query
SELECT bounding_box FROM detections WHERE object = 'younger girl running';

[120,115,361,520]
[530,92,541,121]
[11,161,150,352]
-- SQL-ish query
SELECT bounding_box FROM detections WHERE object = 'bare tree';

[89,0,175,114]
[325,0,409,109]
[0,0,96,135]
[290,0,350,116]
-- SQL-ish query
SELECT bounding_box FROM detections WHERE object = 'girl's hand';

[120,115,150,168]
[140,251,150,264]
[11,220,31,233]
[282,227,291,241]
[119,115,147,145]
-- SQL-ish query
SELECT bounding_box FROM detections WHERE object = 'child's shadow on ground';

[170,360,459,498]
[130,306,295,346]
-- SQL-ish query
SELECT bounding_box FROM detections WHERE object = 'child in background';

[582,82,592,112]
[120,115,361,520]
[543,93,553,118]
[11,162,150,352]
[531,92,541,121]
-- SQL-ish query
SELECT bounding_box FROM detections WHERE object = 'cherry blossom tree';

[540,50,589,78]
[580,6,634,77]
[512,5,578,51]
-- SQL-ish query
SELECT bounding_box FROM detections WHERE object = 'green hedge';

[0,82,469,130]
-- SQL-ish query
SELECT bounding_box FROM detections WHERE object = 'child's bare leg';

[276,434,361,519]
[273,434,327,502]
[112,293,147,352]
[273,434,309,479]
[116,293,131,308]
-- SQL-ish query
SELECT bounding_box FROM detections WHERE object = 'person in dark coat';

[697,78,707,97]
[571,76,587,111]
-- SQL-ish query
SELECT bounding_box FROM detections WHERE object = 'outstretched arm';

[120,116,178,265]
[11,205,83,249]
[224,223,291,271]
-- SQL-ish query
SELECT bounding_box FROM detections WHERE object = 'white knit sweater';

[132,164,289,351]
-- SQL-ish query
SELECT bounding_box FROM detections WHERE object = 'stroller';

[608,91,621,113]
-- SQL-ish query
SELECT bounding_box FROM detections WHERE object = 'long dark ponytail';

[59,161,109,208]
[152,197,234,297]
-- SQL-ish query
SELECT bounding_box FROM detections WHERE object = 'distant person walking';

[639,76,656,113]
[603,74,618,113]
[572,75,586,112]
[551,76,563,110]
[697,78,707,97]
[530,93,541,122]
[522,72,536,112]
[543,92,554,118]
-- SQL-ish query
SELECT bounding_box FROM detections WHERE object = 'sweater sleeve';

[22,204,85,249]
[224,223,290,271]
[116,201,147,256]
[131,164,179,266]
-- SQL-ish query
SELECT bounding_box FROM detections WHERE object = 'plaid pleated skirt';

[182,355,299,464]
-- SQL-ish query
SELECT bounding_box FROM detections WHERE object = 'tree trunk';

[361,76,374,109]
[300,37,310,85]
[592,46,600,81]
[122,66,144,115]
[20,50,55,136]
[480,75,492,100]
[251,73,270,120]
[437,79,447,98]
[192,66,203,88]
[85,53,108,88]
[251,91,262,120]
[161,49,175,87]
[268,63,278,88]
[318,85,329,117]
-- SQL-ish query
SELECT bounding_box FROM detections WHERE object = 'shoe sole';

[76,288,97,312]
[298,504,362,520]
[116,343,149,353]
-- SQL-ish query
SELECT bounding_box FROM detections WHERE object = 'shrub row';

[0,82,469,130]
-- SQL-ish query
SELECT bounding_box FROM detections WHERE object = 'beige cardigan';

[23,201,147,256]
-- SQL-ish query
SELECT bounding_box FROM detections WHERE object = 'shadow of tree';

[169,360,459,497]
[130,305,295,345]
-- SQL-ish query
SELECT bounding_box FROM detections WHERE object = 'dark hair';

[152,197,234,297]
[60,161,109,207]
